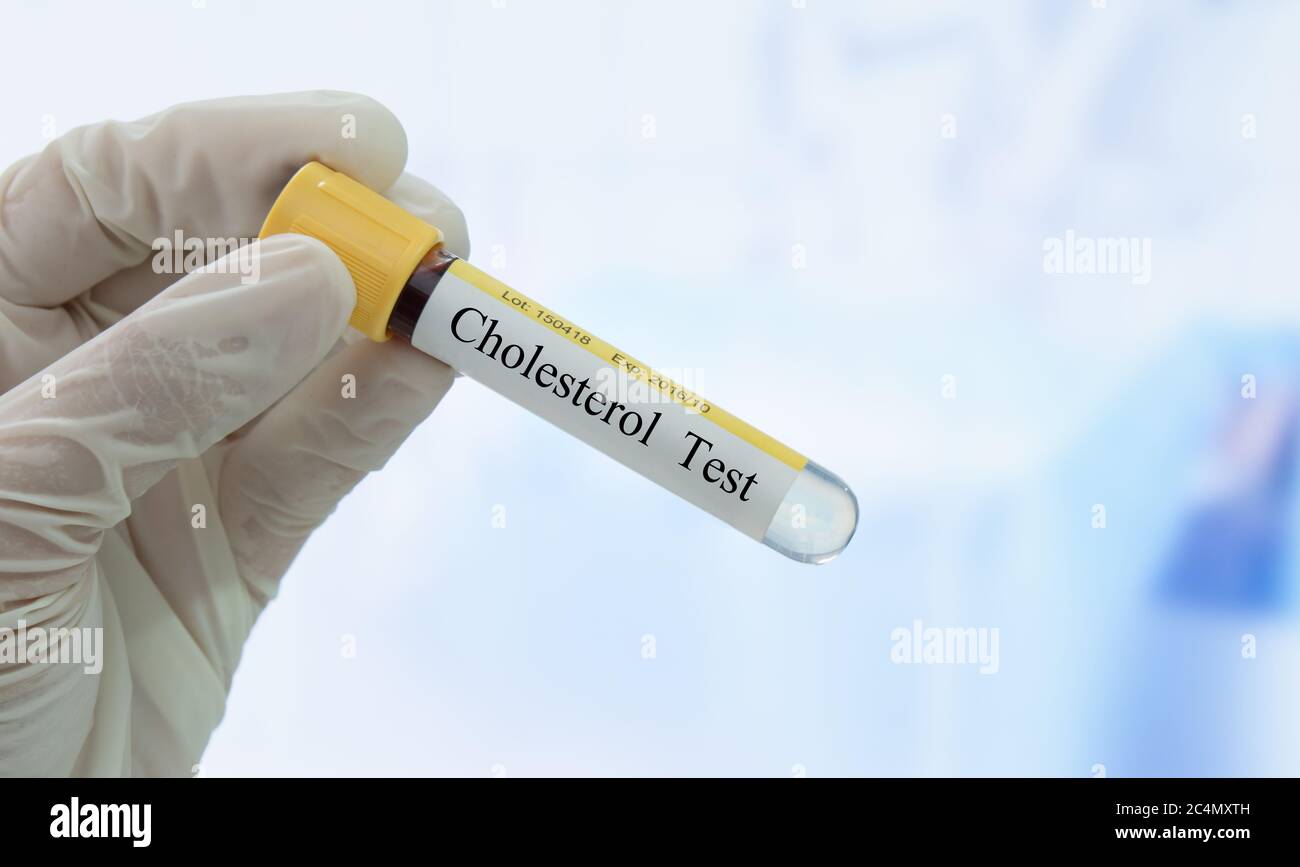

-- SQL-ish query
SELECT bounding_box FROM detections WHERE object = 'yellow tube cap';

[259,162,443,341]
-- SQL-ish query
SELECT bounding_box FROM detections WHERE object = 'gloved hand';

[0,92,469,776]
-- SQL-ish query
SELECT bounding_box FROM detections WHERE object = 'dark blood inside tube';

[387,248,458,339]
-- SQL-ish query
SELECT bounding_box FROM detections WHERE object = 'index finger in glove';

[0,90,407,308]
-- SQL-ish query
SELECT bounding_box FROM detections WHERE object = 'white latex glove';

[0,92,469,776]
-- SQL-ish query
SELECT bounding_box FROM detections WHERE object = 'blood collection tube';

[260,162,857,563]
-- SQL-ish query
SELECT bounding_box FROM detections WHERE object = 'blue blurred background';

[4,0,1298,775]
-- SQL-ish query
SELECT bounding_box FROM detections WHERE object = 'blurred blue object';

[1158,391,1297,611]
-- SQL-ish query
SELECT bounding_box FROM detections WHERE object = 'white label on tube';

[409,262,803,541]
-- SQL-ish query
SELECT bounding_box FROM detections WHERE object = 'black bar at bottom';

[0,777,1284,852]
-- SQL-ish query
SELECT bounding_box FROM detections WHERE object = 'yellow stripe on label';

[448,259,809,472]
